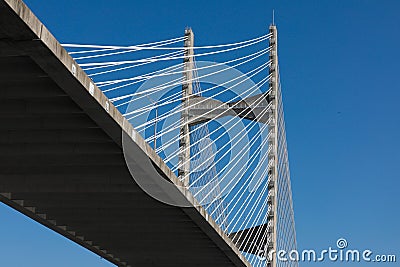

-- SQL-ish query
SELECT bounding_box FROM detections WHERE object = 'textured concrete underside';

[0,0,251,266]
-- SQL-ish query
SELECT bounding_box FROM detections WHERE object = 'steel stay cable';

[135,62,271,142]
[97,45,271,88]
[150,74,271,172]
[63,33,271,51]
[120,49,272,126]
[139,67,272,161]
[159,74,272,174]
[74,38,185,60]
[78,35,270,69]
[189,95,272,197]
[88,51,184,77]
[109,47,271,114]
[66,36,186,55]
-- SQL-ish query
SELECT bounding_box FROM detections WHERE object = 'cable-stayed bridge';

[0,0,297,266]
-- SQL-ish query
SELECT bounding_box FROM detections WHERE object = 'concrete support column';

[179,28,194,187]
[267,24,278,267]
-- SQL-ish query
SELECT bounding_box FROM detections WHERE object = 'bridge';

[0,0,297,266]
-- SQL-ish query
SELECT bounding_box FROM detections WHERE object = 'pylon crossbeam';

[187,92,272,126]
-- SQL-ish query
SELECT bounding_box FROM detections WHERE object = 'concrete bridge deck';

[0,0,250,266]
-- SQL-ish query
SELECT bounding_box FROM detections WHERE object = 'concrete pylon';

[267,24,278,267]
[179,28,194,187]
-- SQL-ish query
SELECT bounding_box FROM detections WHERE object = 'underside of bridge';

[0,0,250,266]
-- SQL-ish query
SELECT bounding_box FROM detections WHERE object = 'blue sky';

[1,0,399,266]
